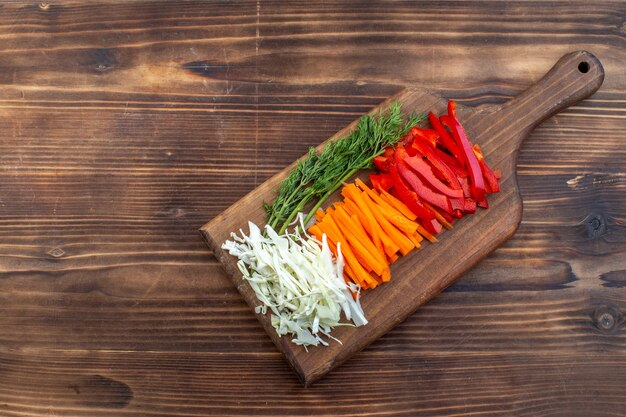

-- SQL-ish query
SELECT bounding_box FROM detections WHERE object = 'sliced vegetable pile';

[222,100,500,347]
[308,100,501,289]
[223,104,423,347]
[370,100,500,233]
[308,179,433,289]
[222,222,367,347]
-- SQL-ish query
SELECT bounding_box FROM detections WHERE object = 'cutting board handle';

[500,51,604,154]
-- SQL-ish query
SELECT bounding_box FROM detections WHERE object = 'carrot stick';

[406,232,422,248]
[308,224,339,254]
[343,198,389,258]
[333,207,385,276]
[423,201,453,230]
[315,209,326,222]
[411,231,424,243]
[381,267,391,282]
[382,210,418,235]
[335,207,387,266]
[355,178,419,235]
[342,184,400,258]
[347,213,390,277]
[361,192,415,256]
[416,223,438,243]
[320,216,372,273]
[379,189,418,221]
[308,224,323,241]
[322,214,377,287]
[369,272,382,286]
[317,218,366,282]
[387,252,399,264]
[341,263,359,299]
[350,214,371,249]
[342,261,354,285]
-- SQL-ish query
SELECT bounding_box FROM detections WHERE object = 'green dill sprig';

[265,102,426,234]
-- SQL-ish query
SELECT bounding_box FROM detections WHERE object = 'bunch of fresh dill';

[265,102,426,234]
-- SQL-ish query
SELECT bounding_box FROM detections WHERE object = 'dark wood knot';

[69,375,133,409]
[86,48,118,74]
[585,213,607,239]
[592,305,622,333]
[48,247,65,258]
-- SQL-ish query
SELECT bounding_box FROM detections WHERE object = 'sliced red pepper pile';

[370,100,501,236]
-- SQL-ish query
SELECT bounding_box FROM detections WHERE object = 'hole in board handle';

[578,61,590,73]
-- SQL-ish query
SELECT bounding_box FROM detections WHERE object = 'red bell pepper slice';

[472,144,500,193]
[429,111,462,160]
[399,128,417,147]
[450,197,465,213]
[412,128,439,148]
[432,204,454,223]
[402,154,464,198]
[404,144,419,157]
[463,198,477,213]
[369,173,394,192]
[458,176,471,197]
[395,149,453,214]
[411,137,463,191]
[373,155,391,173]
[433,147,468,178]
[440,102,486,203]
[387,165,440,235]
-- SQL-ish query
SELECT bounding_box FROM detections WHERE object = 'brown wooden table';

[1,1,624,416]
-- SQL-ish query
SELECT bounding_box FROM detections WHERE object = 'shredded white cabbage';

[222,221,368,347]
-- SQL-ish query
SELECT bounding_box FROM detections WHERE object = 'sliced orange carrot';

[315,218,347,258]
[322,215,377,288]
[334,206,387,266]
[342,264,359,299]
[382,209,418,235]
[416,223,438,243]
[315,208,326,222]
[361,192,415,256]
[308,223,323,240]
[379,189,418,221]
[348,216,388,271]
[343,196,380,246]
[350,214,371,248]
[406,232,422,249]
[355,178,419,235]
[343,197,388,258]
[343,262,354,280]
[333,208,385,276]
[387,252,399,264]
[309,223,327,246]
[343,203,355,216]
[411,231,424,243]
[423,201,453,230]
[381,267,391,282]
[342,184,400,258]
[369,272,382,287]
[311,222,344,260]
[323,219,372,274]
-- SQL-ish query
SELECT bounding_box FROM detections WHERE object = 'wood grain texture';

[202,51,605,385]
[0,0,625,415]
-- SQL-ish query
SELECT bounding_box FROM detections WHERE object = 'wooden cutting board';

[200,51,604,386]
